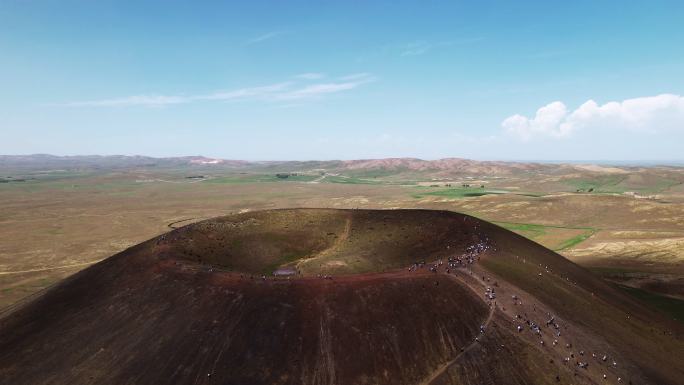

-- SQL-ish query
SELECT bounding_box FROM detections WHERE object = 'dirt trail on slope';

[419,269,495,385]
[294,214,353,270]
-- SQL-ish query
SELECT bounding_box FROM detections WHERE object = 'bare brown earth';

[0,209,682,385]
[0,258,487,385]
[1,156,684,307]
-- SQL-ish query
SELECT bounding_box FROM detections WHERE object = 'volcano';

[0,209,682,385]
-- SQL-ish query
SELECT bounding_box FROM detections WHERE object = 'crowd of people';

[503,273,624,384]
[406,233,628,385]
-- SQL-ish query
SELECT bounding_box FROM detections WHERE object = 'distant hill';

[0,154,664,176]
[0,154,250,170]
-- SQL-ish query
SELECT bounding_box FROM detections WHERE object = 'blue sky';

[1,0,683,161]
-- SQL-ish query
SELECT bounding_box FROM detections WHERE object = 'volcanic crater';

[0,209,682,385]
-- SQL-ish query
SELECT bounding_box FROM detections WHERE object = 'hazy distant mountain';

[0,154,668,176]
[0,155,248,170]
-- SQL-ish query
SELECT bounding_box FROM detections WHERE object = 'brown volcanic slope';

[0,209,682,385]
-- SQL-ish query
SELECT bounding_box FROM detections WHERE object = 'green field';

[617,284,684,322]
[565,175,682,194]
[411,186,545,199]
[412,187,509,199]
[493,222,548,237]
[565,175,626,193]
[324,175,384,184]
[492,221,597,251]
[555,231,595,250]
[205,174,319,184]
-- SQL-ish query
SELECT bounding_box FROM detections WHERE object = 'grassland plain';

[412,187,542,199]
[492,221,597,251]
[617,284,684,321]
[563,174,683,194]
[1,162,684,312]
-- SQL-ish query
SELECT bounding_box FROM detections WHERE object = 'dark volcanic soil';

[0,209,682,385]
[0,252,487,385]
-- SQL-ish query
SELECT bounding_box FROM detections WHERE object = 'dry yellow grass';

[2,169,684,308]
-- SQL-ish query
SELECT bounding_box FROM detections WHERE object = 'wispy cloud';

[399,37,484,56]
[399,41,434,56]
[526,50,570,59]
[279,83,360,100]
[244,31,284,45]
[63,85,290,107]
[64,95,189,107]
[294,73,326,80]
[63,75,375,107]
[278,73,376,100]
[339,72,372,81]
[197,83,293,101]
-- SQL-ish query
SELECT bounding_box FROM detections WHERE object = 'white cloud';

[63,75,375,107]
[502,101,570,141]
[503,94,684,141]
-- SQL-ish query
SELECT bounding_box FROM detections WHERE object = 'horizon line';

[2,154,684,166]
